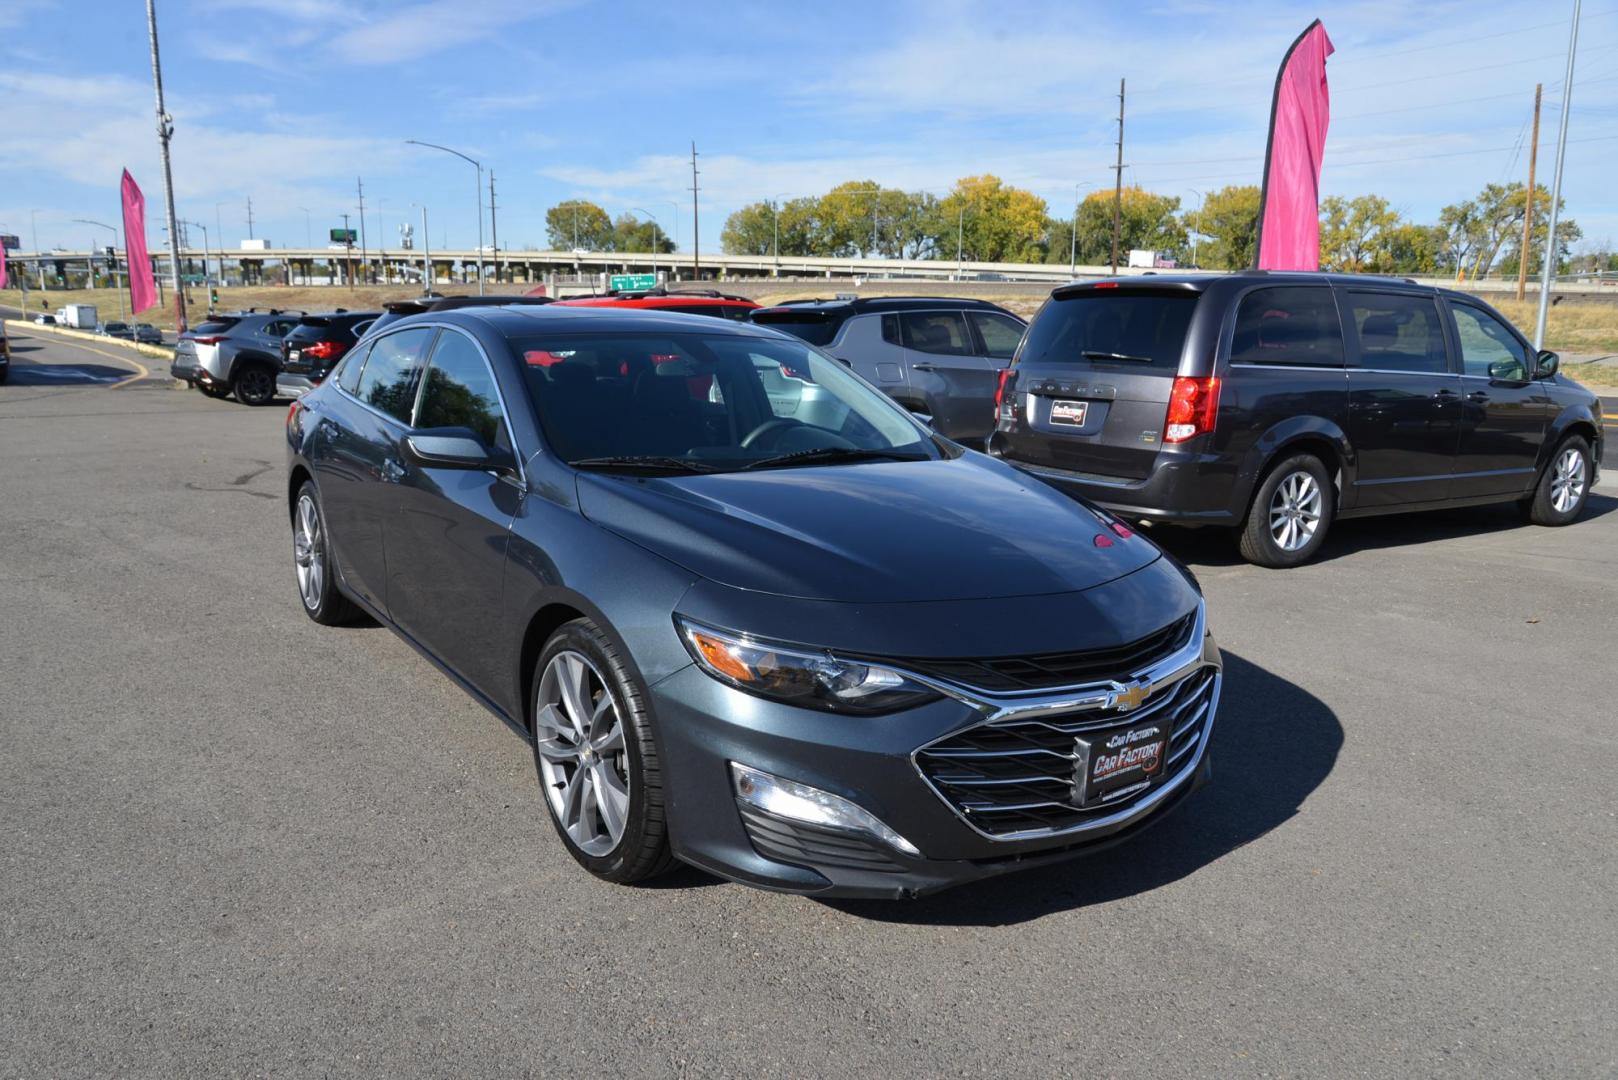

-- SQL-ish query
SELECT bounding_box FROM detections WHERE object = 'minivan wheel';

[530,619,674,884]
[292,482,359,625]
[1238,453,1334,568]
[234,364,276,406]
[1521,435,1592,526]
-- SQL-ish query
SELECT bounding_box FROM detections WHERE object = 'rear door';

[996,287,1199,479]
[1443,298,1552,498]
[898,310,998,441]
[1342,289,1461,507]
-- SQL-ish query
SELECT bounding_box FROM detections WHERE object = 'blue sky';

[2,0,1615,256]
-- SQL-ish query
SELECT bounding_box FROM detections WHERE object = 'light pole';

[406,139,484,295]
[184,219,210,293]
[1069,182,1093,275]
[957,203,967,280]
[1534,0,1581,349]
[766,191,796,274]
[631,207,663,278]
[412,203,431,297]
[1187,188,1205,269]
[74,219,124,319]
[296,206,312,249]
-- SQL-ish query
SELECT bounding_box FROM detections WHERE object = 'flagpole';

[1533,0,1580,351]
[145,0,186,334]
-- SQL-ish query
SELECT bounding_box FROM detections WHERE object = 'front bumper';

[651,611,1222,898]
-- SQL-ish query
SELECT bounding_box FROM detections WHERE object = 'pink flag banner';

[1255,20,1334,271]
[121,169,158,314]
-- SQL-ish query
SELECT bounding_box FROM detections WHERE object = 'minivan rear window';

[1019,291,1195,371]
[750,310,837,346]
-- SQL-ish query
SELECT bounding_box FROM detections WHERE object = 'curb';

[3,318,174,361]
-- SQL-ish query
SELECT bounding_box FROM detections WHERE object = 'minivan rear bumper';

[1002,451,1243,525]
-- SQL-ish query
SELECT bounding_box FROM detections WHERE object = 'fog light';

[730,762,920,857]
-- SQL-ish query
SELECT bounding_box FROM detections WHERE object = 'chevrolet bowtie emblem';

[1112,682,1150,712]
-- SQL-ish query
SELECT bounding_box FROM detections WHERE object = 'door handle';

[1432,388,1459,401]
[911,362,937,372]
[1467,391,1490,403]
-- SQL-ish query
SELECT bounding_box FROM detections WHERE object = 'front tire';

[234,363,277,406]
[1521,435,1593,526]
[531,619,674,885]
[1238,453,1335,568]
[291,482,358,625]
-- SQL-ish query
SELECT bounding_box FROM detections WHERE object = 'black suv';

[990,272,1604,566]
[751,297,1026,443]
[277,311,379,398]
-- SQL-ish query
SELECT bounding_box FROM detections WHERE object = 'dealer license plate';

[1073,718,1170,806]
[1049,399,1088,426]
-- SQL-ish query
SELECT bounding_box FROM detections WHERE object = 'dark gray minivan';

[990,272,1604,567]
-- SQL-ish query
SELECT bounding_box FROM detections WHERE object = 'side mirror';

[404,427,515,474]
[1535,350,1559,378]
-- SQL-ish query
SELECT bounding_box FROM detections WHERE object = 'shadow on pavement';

[826,650,1341,926]
[4,363,131,385]
[1147,493,1616,570]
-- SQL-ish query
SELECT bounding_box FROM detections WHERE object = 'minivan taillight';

[1164,376,1220,443]
[994,369,1015,425]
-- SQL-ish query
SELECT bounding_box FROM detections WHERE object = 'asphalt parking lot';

[3,325,1616,1078]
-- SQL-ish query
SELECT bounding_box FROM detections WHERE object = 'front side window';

[1346,292,1449,375]
[516,332,933,469]
[900,312,972,356]
[969,311,1026,360]
[1450,304,1529,381]
[353,327,433,422]
[1229,287,1345,367]
[415,330,506,447]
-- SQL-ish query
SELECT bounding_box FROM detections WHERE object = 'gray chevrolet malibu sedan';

[285,305,1222,898]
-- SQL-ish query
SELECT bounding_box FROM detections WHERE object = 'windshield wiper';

[1082,350,1156,364]
[570,455,720,474]
[741,446,928,471]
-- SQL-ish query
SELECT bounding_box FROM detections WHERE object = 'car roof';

[417,303,790,339]
[1050,270,1434,298]
[753,295,1015,315]
[555,294,757,308]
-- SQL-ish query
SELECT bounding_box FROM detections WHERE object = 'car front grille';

[914,664,1217,839]
[889,612,1196,693]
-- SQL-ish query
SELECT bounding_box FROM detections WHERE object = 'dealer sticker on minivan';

[1050,400,1088,426]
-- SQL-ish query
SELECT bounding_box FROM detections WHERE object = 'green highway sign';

[609,274,657,291]
[330,228,358,243]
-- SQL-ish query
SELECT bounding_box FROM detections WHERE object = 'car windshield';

[515,331,936,471]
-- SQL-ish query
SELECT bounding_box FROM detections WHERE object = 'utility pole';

[356,177,368,286]
[1110,77,1126,275]
[418,204,432,297]
[1516,84,1543,302]
[690,141,700,281]
[246,195,254,240]
[489,171,500,285]
[1535,0,1580,350]
[144,0,187,331]
[341,212,354,292]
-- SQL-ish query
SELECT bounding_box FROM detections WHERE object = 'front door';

[385,327,522,701]
[1445,300,1553,499]
[898,309,999,441]
[1342,290,1462,508]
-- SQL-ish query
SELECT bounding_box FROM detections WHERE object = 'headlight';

[677,618,941,715]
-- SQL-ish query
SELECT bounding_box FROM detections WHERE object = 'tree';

[883,191,944,259]
[816,180,886,257]
[1381,223,1446,274]
[721,197,819,256]
[1049,187,1185,266]
[610,213,674,254]
[937,175,1048,263]
[1184,185,1260,270]
[545,200,612,251]
[1319,195,1400,272]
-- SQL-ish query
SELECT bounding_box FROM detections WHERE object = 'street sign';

[329,228,358,244]
[609,274,657,292]
[0,234,19,250]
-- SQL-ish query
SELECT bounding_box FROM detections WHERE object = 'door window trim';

[1339,287,1457,376]
[1219,282,1348,370]
[898,309,976,357]
[407,324,527,487]
[334,325,441,429]
[1441,296,1534,382]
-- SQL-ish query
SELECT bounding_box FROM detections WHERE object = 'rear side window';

[969,311,1026,360]
[192,318,240,335]
[416,330,507,447]
[1346,292,1448,374]
[751,310,837,346]
[335,342,368,393]
[1229,287,1344,368]
[353,327,434,422]
[899,312,972,355]
[1019,291,1196,370]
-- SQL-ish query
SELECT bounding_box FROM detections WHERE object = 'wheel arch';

[287,464,314,518]
[1234,416,1354,516]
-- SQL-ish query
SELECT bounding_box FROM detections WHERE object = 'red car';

[552,287,758,322]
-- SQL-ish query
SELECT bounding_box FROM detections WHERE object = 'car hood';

[575,453,1159,602]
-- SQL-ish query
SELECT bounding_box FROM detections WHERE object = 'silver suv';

[750,296,1026,444]
[171,310,303,405]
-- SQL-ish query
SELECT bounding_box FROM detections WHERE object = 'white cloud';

[329,0,578,64]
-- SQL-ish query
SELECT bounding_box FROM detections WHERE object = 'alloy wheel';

[238,368,273,404]
[1269,470,1322,552]
[1549,446,1586,514]
[534,650,631,857]
[293,494,324,611]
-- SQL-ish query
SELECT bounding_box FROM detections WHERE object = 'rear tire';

[530,619,675,885]
[291,482,359,625]
[1238,453,1335,568]
[1521,435,1592,526]
[234,363,277,406]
